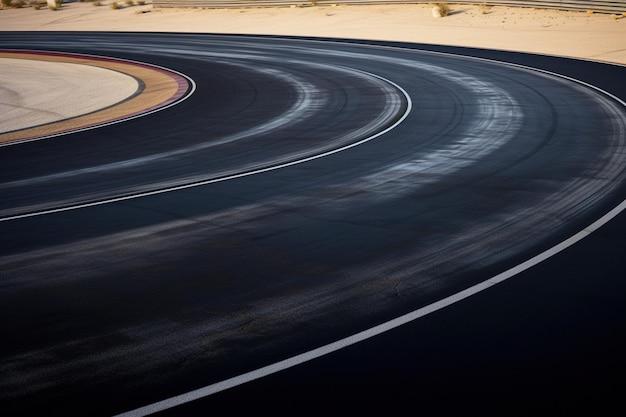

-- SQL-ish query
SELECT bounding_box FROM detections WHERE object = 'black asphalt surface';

[0,33,625,417]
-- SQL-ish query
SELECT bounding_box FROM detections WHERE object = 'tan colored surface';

[0,57,139,134]
[0,3,625,64]
[0,52,183,144]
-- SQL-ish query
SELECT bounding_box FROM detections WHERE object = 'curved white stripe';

[110,38,626,417]
[0,59,399,192]
[0,69,412,222]
[0,49,196,148]
[0,65,324,189]
[113,202,626,417]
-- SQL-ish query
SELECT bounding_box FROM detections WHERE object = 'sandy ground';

[0,51,187,143]
[0,3,625,64]
[0,56,138,134]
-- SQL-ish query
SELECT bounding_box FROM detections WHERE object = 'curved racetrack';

[1,32,625,416]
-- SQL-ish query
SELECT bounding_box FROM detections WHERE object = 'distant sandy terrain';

[0,56,138,134]
[1,3,625,64]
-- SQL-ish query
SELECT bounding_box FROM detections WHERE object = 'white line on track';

[113,203,626,417]
[0,69,412,222]
[108,37,626,417]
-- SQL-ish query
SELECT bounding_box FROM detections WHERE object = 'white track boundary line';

[113,202,626,417]
[110,37,626,417]
[0,69,412,223]
[0,49,197,148]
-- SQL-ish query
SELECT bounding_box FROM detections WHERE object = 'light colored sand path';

[0,57,139,134]
[0,4,625,64]
[0,51,189,145]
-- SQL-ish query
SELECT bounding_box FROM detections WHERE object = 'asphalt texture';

[0,33,625,417]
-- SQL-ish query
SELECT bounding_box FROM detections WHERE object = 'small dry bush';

[48,0,62,9]
[433,3,450,17]
[478,3,492,14]
[124,0,132,5]
[110,1,120,8]
[135,0,145,4]
[93,0,102,5]
[11,0,25,8]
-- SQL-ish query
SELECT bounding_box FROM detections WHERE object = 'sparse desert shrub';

[93,0,102,5]
[110,1,120,8]
[0,0,11,8]
[11,0,25,8]
[478,2,492,14]
[124,0,132,5]
[135,0,145,4]
[432,3,450,18]
[48,0,62,9]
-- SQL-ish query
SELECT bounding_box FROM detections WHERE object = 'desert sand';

[1,3,625,64]
[0,51,188,144]
[0,56,138,134]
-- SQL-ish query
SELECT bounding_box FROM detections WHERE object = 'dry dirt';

[0,56,138,134]
[1,3,625,64]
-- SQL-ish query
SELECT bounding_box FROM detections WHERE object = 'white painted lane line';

[111,38,626,417]
[0,70,412,223]
[0,59,399,195]
[0,64,325,190]
[112,202,626,417]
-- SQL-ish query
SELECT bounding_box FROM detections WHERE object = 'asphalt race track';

[1,32,625,416]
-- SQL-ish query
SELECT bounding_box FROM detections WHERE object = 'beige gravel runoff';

[0,57,139,134]
[0,3,625,64]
